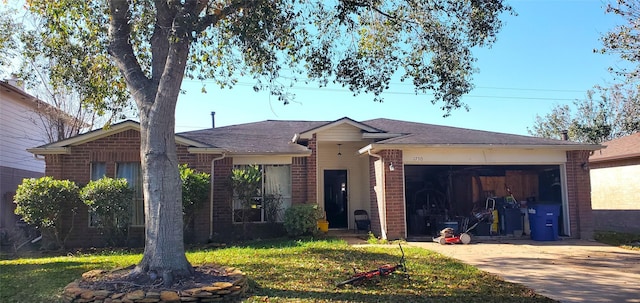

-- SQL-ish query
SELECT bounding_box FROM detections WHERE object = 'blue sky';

[175,1,626,136]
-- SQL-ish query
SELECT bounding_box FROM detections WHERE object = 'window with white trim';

[116,162,144,226]
[233,164,292,223]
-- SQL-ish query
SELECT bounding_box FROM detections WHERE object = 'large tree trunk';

[108,1,196,285]
[131,35,194,286]
[132,100,193,283]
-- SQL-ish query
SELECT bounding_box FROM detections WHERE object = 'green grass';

[0,239,556,303]
[594,230,640,250]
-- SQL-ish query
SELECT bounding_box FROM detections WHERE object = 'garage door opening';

[404,165,565,238]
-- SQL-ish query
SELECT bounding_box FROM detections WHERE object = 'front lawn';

[0,239,556,303]
[594,230,640,250]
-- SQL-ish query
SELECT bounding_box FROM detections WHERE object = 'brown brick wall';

[379,150,405,240]
[42,129,218,247]
[211,156,233,239]
[291,157,307,204]
[366,150,405,240]
[566,150,594,239]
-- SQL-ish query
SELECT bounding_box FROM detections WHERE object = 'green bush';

[180,164,210,233]
[283,204,323,237]
[81,177,133,246]
[14,176,82,249]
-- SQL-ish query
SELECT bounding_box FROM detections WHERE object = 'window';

[233,164,291,223]
[116,162,144,226]
[88,162,107,227]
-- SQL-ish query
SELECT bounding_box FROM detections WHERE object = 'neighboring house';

[589,133,640,234]
[0,80,47,235]
[28,117,600,247]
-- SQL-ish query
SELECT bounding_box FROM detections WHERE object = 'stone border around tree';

[62,266,247,303]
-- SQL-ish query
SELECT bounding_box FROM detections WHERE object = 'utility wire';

[183,79,581,101]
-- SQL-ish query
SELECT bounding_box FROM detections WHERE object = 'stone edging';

[62,266,247,303]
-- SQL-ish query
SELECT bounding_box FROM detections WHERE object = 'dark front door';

[324,170,348,228]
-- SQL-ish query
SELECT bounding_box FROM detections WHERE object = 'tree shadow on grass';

[245,284,557,303]
[0,261,111,303]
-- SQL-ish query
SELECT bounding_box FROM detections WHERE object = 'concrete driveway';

[408,239,640,303]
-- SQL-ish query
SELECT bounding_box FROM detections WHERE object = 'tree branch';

[343,0,417,24]
[108,0,153,106]
[194,0,256,34]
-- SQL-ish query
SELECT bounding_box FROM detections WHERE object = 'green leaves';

[180,164,210,231]
[283,204,324,237]
[528,84,640,143]
[80,177,133,246]
[231,165,262,205]
[14,177,81,229]
[14,176,82,248]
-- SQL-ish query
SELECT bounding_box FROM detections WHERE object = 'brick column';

[379,150,405,240]
[291,157,307,205]
[566,150,594,239]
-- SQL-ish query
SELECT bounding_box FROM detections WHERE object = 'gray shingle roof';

[178,120,327,154]
[178,117,597,154]
[362,118,590,146]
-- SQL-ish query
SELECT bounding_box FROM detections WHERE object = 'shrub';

[180,164,210,234]
[13,176,82,249]
[283,204,323,237]
[230,165,262,238]
[80,177,133,246]
[263,192,284,223]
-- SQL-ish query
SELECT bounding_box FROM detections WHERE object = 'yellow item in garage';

[491,209,499,234]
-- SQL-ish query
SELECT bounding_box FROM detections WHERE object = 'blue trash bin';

[528,204,560,241]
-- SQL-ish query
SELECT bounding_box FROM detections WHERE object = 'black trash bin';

[528,204,560,241]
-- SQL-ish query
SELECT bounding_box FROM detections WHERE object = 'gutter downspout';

[368,150,388,240]
[209,153,226,240]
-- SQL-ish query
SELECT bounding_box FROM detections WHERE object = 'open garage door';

[404,165,566,239]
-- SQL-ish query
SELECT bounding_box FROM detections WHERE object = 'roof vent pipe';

[211,111,216,128]
[561,130,568,141]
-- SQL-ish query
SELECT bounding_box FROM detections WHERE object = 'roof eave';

[186,147,228,154]
[229,151,312,157]
[359,143,602,154]
[590,153,640,163]
[27,147,71,155]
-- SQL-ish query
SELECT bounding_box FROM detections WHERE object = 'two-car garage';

[400,147,572,239]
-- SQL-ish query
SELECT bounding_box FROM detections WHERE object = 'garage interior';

[404,165,565,239]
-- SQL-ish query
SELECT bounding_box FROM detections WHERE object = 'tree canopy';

[26,1,514,115]
[21,0,514,285]
[528,84,640,144]
[598,0,640,81]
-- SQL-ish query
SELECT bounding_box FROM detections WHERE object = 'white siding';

[0,91,48,173]
[316,124,363,142]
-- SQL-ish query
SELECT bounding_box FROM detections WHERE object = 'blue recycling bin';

[528,204,560,241]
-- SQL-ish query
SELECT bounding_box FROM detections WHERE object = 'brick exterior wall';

[42,129,217,247]
[211,156,233,239]
[566,150,594,239]
[291,157,307,204]
[367,150,405,240]
[379,150,405,240]
[37,126,598,246]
